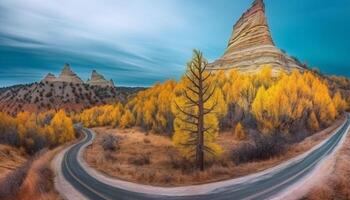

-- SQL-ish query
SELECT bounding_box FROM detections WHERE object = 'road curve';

[60,116,350,200]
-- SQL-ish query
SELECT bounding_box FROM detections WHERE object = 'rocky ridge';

[0,65,130,115]
[42,63,114,87]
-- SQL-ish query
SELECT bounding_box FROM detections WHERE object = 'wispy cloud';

[0,0,349,87]
[0,0,195,86]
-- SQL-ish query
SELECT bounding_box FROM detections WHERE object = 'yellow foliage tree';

[308,112,319,131]
[251,71,336,134]
[110,103,123,127]
[172,50,222,170]
[234,123,246,140]
[333,91,348,114]
[120,109,135,128]
[125,80,176,133]
[49,110,75,144]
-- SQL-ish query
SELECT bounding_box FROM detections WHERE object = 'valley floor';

[84,118,344,186]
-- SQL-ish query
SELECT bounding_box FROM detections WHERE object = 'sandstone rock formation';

[87,70,114,87]
[42,73,56,82]
[41,64,115,87]
[207,0,305,74]
[57,63,84,83]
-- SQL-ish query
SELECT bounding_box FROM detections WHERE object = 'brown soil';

[84,119,344,186]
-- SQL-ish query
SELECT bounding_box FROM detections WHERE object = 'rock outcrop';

[42,73,56,82]
[41,64,115,87]
[57,63,84,83]
[87,70,114,87]
[207,0,305,74]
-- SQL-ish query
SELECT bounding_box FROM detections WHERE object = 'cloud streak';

[0,0,349,86]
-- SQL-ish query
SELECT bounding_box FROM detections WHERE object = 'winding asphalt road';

[61,116,350,200]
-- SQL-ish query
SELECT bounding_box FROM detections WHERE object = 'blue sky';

[0,0,349,87]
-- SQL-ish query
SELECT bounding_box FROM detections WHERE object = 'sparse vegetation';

[85,121,343,186]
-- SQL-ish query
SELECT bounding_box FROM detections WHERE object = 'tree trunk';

[197,67,204,171]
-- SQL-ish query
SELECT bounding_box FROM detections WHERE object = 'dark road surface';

[62,117,349,200]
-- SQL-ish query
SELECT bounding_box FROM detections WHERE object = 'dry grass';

[0,145,27,179]
[0,148,62,200]
[84,119,344,186]
[302,129,350,200]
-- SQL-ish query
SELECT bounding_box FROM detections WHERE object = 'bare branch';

[202,71,212,82]
[185,73,200,89]
[189,65,200,81]
[203,125,214,132]
[180,128,198,134]
[202,84,211,96]
[186,86,199,95]
[203,87,216,103]
[203,146,216,156]
[175,101,198,119]
[176,115,198,126]
[201,62,209,73]
[184,90,198,105]
[203,101,218,115]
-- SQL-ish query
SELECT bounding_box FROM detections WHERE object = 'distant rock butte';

[87,70,114,87]
[207,0,305,74]
[42,73,56,82]
[58,63,84,83]
[42,64,115,87]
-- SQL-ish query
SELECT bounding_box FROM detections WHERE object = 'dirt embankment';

[0,148,62,200]
[0,145,27,179]
[84,118,344,186]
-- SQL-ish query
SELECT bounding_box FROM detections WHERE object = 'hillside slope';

[0,81,127,115]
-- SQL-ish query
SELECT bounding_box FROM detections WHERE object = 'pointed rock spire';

[225,0,273,55]
[207,0,304,73]
[42,73,56,82]
[87,70,115,87]
[58,63,83,83]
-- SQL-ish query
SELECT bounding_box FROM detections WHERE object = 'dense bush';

[0,110,75,154]
[232,134,287,164]
[101,134,119,151]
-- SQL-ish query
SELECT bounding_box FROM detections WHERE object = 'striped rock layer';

[208,0,305,74]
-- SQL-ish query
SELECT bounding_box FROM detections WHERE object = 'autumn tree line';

[74,50,348,169]
[0,51,348,164]
[0,110,75,154]
[77,66,347,137]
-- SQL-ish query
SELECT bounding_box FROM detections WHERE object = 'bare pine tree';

[174,50,218,171]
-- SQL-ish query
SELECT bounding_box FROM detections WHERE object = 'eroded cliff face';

[226,0,273,53]
[208,0,305,74]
